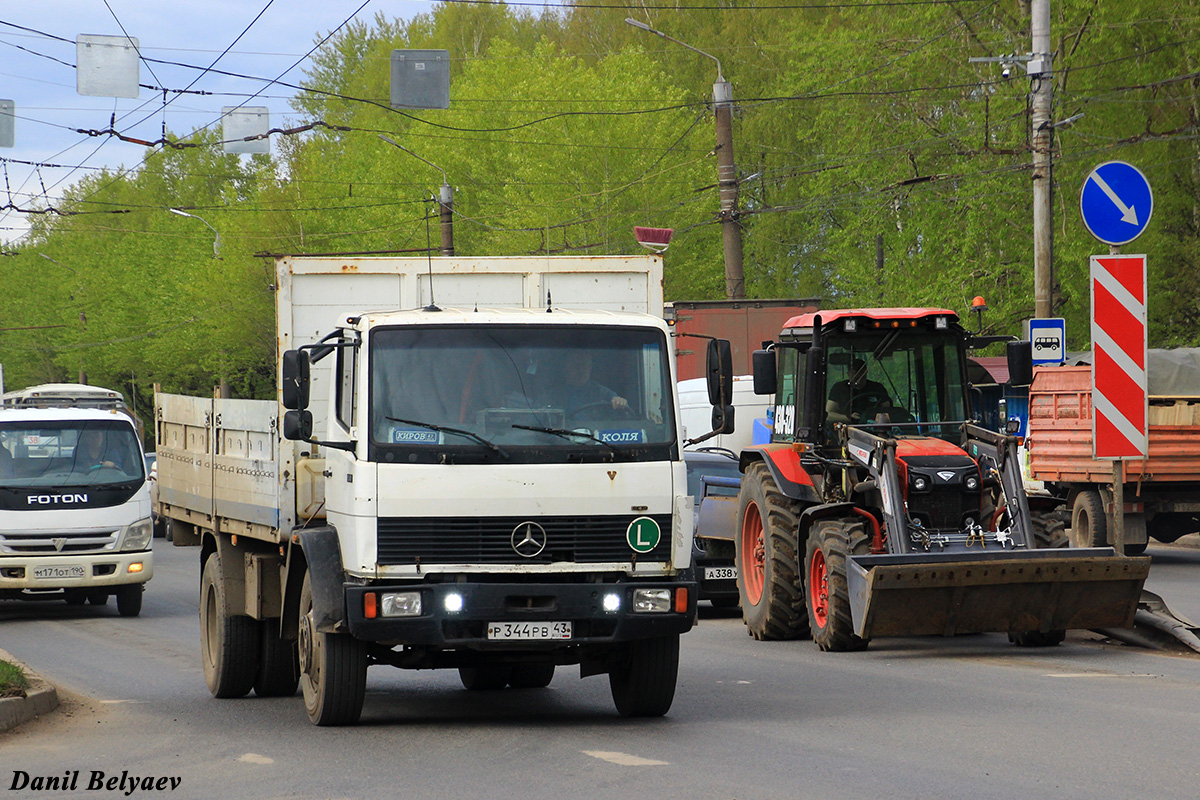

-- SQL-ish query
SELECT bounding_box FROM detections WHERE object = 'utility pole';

[379,134,454,256]
[1030,0,1054,319]
[625,19,745,299]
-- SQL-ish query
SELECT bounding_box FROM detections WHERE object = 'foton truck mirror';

[282,349,311,410]
[752,349,777,395]
[706,338,733,407]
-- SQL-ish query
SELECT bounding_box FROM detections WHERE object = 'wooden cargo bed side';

[155,393,215,529]
[212,397,281,543]
[1028,365,1200,483]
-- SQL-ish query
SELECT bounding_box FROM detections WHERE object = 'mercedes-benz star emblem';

[511,521,548,558]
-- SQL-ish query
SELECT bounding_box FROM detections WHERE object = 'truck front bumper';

[344,579,698,647]
[0,551,153,592]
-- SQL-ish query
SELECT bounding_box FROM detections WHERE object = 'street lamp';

[626,18,744,298]
[169,208,222,259]
[378,134,454,256]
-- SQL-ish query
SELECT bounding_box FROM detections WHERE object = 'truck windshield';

[823,330,967,439]
[0,419,145,488]
[370,324,676,463]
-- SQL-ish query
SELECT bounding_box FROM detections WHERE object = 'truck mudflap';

[846,548,1151,639]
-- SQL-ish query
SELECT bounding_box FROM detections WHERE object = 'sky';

[0,0,432,246]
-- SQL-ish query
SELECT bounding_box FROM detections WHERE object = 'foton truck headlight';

[119,518,154,552]
[632,588,671,613]
[381,591,422,617]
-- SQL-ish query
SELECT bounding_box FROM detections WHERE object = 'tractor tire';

[459,665,513,690]
[201,552,260,698]
[609,634,679,718]
[1070,490,1107,548]
[1011,512,1068,647]
[254,618,300,697]
[804,519,870,652]
[735,462,809,641]
[298,571,368,725]
[1030,510,1069,549]
[508,663,555,689]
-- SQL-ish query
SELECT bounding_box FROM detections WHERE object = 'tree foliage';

[2,0,1197,412]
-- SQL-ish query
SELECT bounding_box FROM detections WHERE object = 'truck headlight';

[632,588,671,613]
[381,591,422,617]
[119,518,154,552]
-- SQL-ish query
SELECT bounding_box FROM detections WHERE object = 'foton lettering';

[27,494,89,505]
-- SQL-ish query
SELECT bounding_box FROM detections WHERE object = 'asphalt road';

[2,540,1199,800]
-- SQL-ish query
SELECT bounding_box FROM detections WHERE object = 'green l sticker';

[626,517,661,553]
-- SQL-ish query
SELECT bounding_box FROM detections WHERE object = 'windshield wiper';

[512,424,627,460]
[386,417,509,459]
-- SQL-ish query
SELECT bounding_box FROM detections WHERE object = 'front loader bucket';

[846,548,1150,640]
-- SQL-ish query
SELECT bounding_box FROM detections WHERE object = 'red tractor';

[734,307,1149,650]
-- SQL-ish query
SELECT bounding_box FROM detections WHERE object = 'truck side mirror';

[752,349,777,395]
[1006,340,1033,387]
[282,349,311,410]
[706,338,734,406]
[282,409,313,441]
[711,404,735,435]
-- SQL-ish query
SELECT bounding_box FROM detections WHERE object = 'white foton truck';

[156,255,729,725]
[0,385,153,615]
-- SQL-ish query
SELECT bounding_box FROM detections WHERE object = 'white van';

[0,406,153,615]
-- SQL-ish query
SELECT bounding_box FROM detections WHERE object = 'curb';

[0,648,59,733]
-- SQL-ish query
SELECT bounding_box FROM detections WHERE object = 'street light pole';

[379,135,454,256]
[169,208,222,259]
[626,18,745,298]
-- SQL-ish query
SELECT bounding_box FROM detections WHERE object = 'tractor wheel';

[1012,512,1068,647]
[1070,490,1107,547]
[735,462,808,641]
[804,519,870,652]
[1030,510,1069,549]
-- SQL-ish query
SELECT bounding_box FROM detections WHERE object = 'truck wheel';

[459,665,512,690]
[116,584,143,617]
[64,590,87,606]
[805,519,869,652]
[298,571,367,725]
[735,462,808,640]
[201,553,260,698]
[509,663,555,689]
[609,634,679,717]
[1009,629,1066,647]
[1070,491,1107,547]
[254,618,299,697]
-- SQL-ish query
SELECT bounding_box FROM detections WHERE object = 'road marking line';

[1045,673,1159,679]
[583,751,669,766]
[238,753,275,765]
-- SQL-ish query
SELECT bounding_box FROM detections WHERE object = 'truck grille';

[0,529,119,555]
[377,515,672,565]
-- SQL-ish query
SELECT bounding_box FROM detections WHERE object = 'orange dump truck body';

[1028,365,1200,484]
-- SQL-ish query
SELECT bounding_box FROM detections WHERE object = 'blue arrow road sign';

[1080,161,1153,246]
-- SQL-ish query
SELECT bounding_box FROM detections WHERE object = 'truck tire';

[298,571,367,725]
[201,553,260,698]
[608,634,679,717]
[115,584,143,617]
[508,663,555,689]
[1070,491,1107,548]
[254,618,300,697]
[805,519,869,652]
[459,665,512,690]
[735,462,808,641]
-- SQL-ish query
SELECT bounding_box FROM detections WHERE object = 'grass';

[0,659,30,698]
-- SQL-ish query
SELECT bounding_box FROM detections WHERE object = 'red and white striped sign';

[1090,254,1148,459]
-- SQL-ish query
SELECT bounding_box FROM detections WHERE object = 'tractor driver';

[826,358,894,424]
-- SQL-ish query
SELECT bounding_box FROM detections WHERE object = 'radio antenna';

[424,196,440,312]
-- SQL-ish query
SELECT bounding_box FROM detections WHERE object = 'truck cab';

[0,406,153,615]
